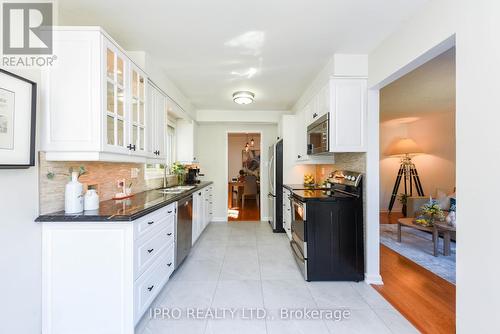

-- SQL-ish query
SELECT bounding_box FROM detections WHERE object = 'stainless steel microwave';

[307,113,329,155]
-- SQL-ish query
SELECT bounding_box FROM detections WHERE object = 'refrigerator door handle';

[268,153,275,194]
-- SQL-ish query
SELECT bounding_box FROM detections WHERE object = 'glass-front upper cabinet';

[105,43,128,153]
[130,65,147,155]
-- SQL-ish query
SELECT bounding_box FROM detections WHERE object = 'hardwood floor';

[228,198,260,221]
[373,245,456,334]
[380,211,404,224]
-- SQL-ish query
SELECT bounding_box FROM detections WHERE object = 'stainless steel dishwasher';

[175,195,193,268]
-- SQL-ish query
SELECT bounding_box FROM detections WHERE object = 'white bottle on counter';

[84,189,99,211]
[65,172,84,214]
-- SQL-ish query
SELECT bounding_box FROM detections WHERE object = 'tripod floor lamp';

[387,138,425,213]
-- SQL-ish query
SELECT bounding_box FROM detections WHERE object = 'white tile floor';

[138,221,418,334]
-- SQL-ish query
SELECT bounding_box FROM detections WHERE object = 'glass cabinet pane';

[139,127,145,150]
[117,119,124,146]
[132,101,138,123]
[139,102,144,125]
[117,87,124,116]
[139,76,144,100]
[132,71,138,97]
[107,116,115,145]
[133,125,138,147]
[117,57,124,86]
[106,49,114,80]
[107,82,115,113]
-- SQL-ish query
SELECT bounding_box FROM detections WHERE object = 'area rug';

[380,224,456,284]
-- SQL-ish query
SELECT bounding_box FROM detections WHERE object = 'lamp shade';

[386,138,423,156]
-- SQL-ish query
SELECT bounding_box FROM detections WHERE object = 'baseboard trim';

[212,217,228,223]
[261,216,271,222]
[365,273,384,285]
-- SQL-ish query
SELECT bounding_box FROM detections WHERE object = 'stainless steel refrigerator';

[268,139,284,232]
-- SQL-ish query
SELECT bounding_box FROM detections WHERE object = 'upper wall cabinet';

[41,28,154,162]
[147,82,166,161]
[329,78,367,152]
[304,77,367,152]
[176,118,198,164]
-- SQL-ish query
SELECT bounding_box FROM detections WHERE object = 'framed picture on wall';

[242,149,260,173]
[0,69,37,169]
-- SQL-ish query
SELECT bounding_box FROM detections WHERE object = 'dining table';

[228,180,245,208]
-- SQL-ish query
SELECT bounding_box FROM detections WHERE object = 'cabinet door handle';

[167,232,172,236]
[133,144,136,151]
[167,262,172,267]
[297,155,302,159]
[168,210,172,213]
[147,221,154,225]
[147,285,154,292]
[147,248,154,253]
[157,150,160,155]
[313,113,318,118]
[127,144,133,150]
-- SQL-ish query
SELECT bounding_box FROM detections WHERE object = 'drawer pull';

[147,285,154,292]
[167,232,172,236]
[147,248,154,253]
[167,262,172,267]
[147,221,154,225]
[168,210,173,213]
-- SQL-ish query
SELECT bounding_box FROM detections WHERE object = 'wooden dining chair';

[242,175,259,209]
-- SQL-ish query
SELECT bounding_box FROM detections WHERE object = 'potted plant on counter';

[171,162,186,185]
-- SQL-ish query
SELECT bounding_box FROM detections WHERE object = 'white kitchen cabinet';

[41,27,155,162]
[129,64,148,156]
[41,203,177,334]
[176,118,198,164]
[147,82,167,161]
[294,106,308,161]
[192,185,213,245]
[282,187,292,239]
[329,78,367,152]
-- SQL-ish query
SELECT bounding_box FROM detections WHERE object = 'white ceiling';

[58,0,429,111]
[380,47,456,121]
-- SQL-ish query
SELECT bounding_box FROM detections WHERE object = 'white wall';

[369,0,500,331]
[197,123,277,221]
[197,109,288,124]
[380,112,456,211]
[227,133,261,180]
[0,69,41,333]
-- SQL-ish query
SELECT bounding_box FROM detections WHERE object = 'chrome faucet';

[163,164,168,188]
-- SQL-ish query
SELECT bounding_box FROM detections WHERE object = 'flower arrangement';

[415,197,444,227]
[47,166,87,180]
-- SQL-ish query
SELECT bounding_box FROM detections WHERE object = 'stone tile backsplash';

[38,152,176,214]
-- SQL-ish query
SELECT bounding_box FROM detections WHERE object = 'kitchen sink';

[158,185,196,194]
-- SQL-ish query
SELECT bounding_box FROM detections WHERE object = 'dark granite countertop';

[289,188,356,202]
[36,181,213,222]
[283,184,328,191]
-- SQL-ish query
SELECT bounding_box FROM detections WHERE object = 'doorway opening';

[376,46,456,333]
[227,132,261,221]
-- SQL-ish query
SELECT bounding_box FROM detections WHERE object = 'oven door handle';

[290,240,305,262]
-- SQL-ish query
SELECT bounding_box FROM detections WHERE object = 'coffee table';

[433,222,456,256]
[397,218,454,256]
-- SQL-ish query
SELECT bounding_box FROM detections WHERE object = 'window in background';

[166,125,176,170]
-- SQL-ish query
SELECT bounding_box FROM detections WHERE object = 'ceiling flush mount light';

[233,91,255,105]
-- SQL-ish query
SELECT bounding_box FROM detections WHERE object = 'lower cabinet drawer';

[134,203,176,240]
[134,243,175,323]
[135,215,175,278]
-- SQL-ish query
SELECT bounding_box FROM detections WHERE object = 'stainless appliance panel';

[291,240,308,280]
[307,113,329,155]
[291,198,306,243]
[175,195,193,268]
